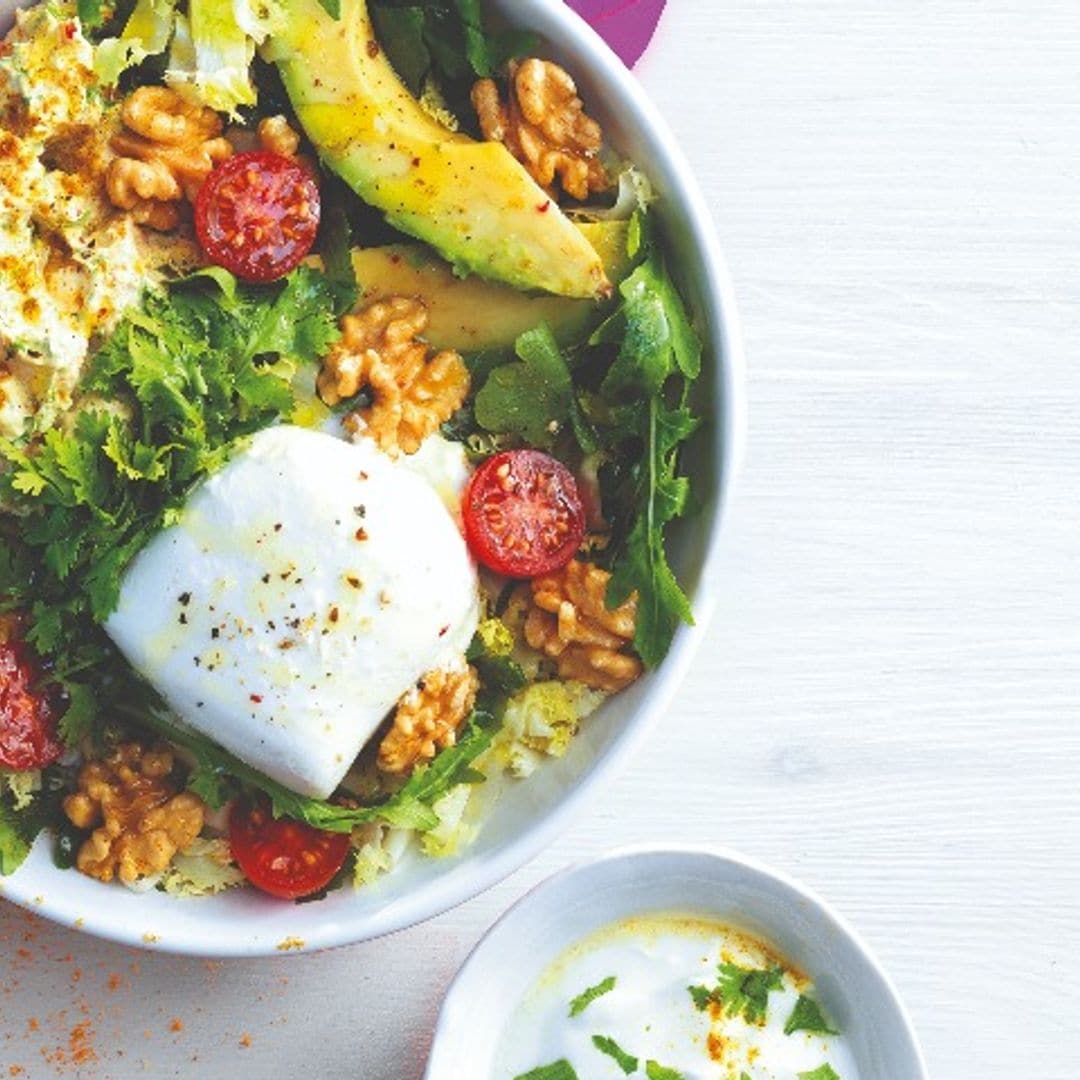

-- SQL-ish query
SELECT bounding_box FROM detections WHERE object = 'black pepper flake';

[193,657,202,667]
[211,627,220,640]
[274,523,283,532]
[346,575,361,589]
[261,573,271,584]
[196,701,204,708]
[354,505,366,518]
[178,612,188,625]
[178,592,192,606]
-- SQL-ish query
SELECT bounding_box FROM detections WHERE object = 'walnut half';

[473,59,609,202]
[378,664,480,775]
[105,87,232,231]
[62,743,206,885]
[319,297,471,456]
[524,560,643,692]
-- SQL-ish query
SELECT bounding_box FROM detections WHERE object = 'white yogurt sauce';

[497,914,859,1080]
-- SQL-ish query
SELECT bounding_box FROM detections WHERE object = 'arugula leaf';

[315,0,341,18]
[645,1063,684,1080]
[591,1035,638,1075]
[474,324,575,448]
[466,628,527,700]
[582,221,703,668]
[798,1066,841,1080]
[513,1063,579,1080]
[568,975,616,1017]
[784,994,839,1036]
[133,703,496,833]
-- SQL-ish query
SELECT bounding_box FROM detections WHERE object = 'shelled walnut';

[105,87,232,230]
[472,59,609,201]
[256,115,301,158]
[318,297,470,456]
[62,742,205,885]
[378,664,479,775]
[524,559,642,692]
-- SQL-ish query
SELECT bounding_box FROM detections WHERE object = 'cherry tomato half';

[228,795,349,900]
[463,450,586,578]
[0,640,63,771]
[195,151,320,283]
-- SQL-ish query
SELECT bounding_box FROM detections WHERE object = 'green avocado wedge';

[264,0,610,299]
[350,221,634,352]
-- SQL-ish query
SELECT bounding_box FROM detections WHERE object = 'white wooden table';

[3,3,1078,1076]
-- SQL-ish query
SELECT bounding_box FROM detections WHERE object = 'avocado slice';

[264,0,610,299]
[350,221,634,353]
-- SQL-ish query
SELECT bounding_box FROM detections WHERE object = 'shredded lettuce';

[166,0,285,116]
[93,0,177,85]
[0,770,41,813]
[419,783,475,857]
[500,681,606,778]
[159,837,246,896]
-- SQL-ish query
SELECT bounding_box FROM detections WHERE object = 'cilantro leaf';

[474,324,575,448]
[513,1063,579,1080]
[646,1063,685,1080]
[798,1066,842,1080]
[591,1035,638,1075]
[76,0,104,29]
[0,800,30,876]
[690,963,784,1025]
[568,975,616,1017]
[784,994,839,1036]
[716,963,784,1024]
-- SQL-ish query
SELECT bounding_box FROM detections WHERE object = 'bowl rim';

[0,0,747,956]
[425,843,930,1080]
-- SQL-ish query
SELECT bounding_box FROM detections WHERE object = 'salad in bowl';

[0,0,733,930]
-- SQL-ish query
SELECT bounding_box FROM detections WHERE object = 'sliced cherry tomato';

[194,151,320,283]
[228,795,349,900]
[0,640,63,771]
[462,449,586,578]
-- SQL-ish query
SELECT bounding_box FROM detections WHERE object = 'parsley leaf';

[798,1066,842,1080]
[513,1063,579,1080]
[0,267,340,748]
[784,994,839,1036]
[591,1035,638,1075]
[645,1063,684,1080]
[568,975,616,1017]
[689,963,784,1025]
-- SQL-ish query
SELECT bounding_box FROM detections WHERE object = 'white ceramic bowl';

[426,846,928,1080]
[0,0,746,955]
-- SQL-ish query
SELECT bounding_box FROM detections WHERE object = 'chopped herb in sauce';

[568,975,616,1017]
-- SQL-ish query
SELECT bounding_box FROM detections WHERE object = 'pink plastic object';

[563,0,667,67]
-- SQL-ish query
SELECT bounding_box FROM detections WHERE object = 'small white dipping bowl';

[0,0,745,954]
[426,846,928,1080]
